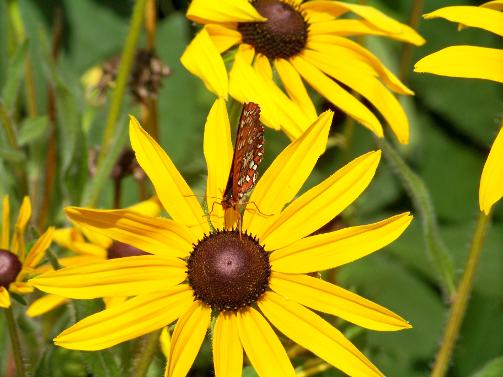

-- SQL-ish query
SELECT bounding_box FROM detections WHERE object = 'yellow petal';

[54,285,193,350]
[275,59,318,120]
[11,196,31,255]
[270,272,411,331]
[235,43,255,65]
[181,28,229,99]
[482,1,503,11]
[187,0,266,23]
[230,54,312,139]
[26,294,68,317]
[213,312,243,377]
[243,111,333,237]
[0,287,11,308]
[23,227,54,269]
[2,195,9,249]
[308,34,414,95]
[302,48,409,143]
[258,292,384,377]
[103,296,127,309]
[291,55,383,138]
[205,24,242,53]
[254,54,273,79]
[271,212,412,272]
[204,99,233,230]
[70,241,107,258]
[414,46,503,83]
[52,227,84,251]
[127,196,162,217]
[237,307,296,377]
[79,225,112,249]
[424,6,503,37]
[262,151,382,250]
[160,327,171,360]
[129,116,209,238]
[30,255,187,299]
[9,281,33,294]
[167,301,211,377]
[302,1,425,45]
[65,206,194,258]
[480,126,503,214]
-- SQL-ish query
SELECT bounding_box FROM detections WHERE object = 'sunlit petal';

[259,292,384,377]
[2,196,9,249]
[270,272,411,331]
[424,6,503,37]
[204,99,233,230]
[213,312,243,377]
[26,294,68,317]
[11,196,31,255]
[65,207,194,258]
[480,126,503,214]
[262,151,381,250]
[54,285,193,350]
[254,54,273,79]
[237,307,296,377]
[271,212,412,272]
[291,55,383,138]
[244,111,332,237]
[23,227,54,269]
[30,256,187,299]
[181,28,229,98]
[205,24,242,53]
[414,46,503,83]
[0,287,11,308]
[167,301,211,377]
[129,116,209,238]
[187,0,266,24]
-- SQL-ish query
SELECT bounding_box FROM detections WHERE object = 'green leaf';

[472,357,503,377]
[243,366,259,377]
[18,115,49,145]
[0,40,28,111]
[0,144,26,162]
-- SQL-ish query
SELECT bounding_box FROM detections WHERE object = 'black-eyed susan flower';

[183,0,425,143]
[26,197,162,317]
[414,1,503,213]
[31,99,413,376]
[0,196,53,308]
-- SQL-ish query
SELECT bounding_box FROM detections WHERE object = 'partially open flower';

[0,196,53,309]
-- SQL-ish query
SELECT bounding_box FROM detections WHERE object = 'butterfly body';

[221,103,264,231]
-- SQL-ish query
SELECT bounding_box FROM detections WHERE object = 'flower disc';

[0,249,22,288]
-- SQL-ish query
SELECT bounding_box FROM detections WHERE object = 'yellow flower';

[31,99,413,376]
[26,197,162,317]
[182,0,424,143]
[414,2,503,213]
[414,1,503,83]
[0,196,54,308]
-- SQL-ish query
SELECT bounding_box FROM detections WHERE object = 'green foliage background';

[0,0,502,376]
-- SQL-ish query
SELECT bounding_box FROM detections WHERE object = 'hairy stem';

[4,307,27,377]
[431,211,491,377]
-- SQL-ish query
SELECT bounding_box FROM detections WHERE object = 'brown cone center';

[0,249,22,288]
[188,230,270,311]
[238,0,308,59]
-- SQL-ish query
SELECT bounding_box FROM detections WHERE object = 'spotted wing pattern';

[222,102,264,210]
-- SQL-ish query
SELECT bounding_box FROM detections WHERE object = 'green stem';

[378,138,456,295]
[7,0,38,117]
[399,0,424,83]
[4,307,27,377]
[132,329,162,377]
[430,212,491,377]
[0,100,18,149]
[97,0,148,164]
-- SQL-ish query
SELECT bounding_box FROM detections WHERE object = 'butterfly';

[221,102,264,232]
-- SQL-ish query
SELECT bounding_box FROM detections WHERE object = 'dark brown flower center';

[187,230,270,311]
[238,0,308,59]
[107,241,148,259]
[0,249,22,288]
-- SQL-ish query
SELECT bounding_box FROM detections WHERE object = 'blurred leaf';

[18,115,49,145]
[472,356,503,377]
[81,115,128,206]
[1,40,28,111]
[9,292,27,306]
[0,144,26,162]
[243,366,258,377]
